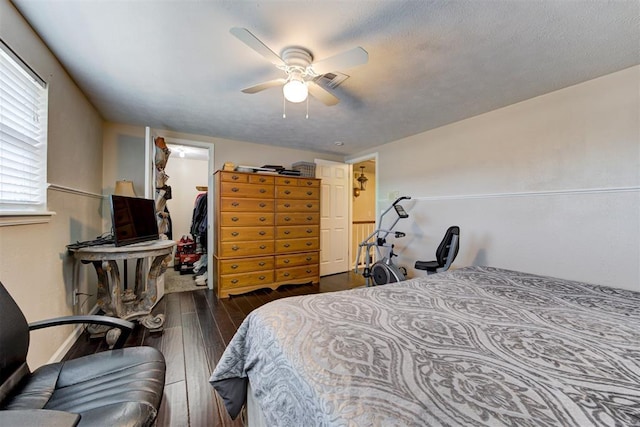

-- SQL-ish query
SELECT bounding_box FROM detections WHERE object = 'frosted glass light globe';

[283,79,308,103]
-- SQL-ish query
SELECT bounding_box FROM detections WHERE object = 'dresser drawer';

[274,176,299,187]
[221,182,274,198]
[220,198,274,212]
[276,200,319,212]
[221,270,274,290]
[275,177,320,187]
[219,256,274,274]
[221,212,274,226]
[248,174,275,185]
[276,264,319,282]
[220,226,273,241]
[219,172,248,183]
[275,252,319,268]
[276,186,319,199]
[275,225,319,239]
[275,237,319,253]
[276,213,320,226]
[219,241,274,258]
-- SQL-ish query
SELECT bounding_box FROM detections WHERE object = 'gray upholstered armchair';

[0,281,166,426]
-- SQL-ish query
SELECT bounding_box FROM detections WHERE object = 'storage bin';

[292,161,316,177]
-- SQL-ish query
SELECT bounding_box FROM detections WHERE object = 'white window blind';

[0,40,48,213]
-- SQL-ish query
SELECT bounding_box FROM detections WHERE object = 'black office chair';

[414,226,460,274]
[0,281,166,426]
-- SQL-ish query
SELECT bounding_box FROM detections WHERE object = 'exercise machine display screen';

[394,204,408,218]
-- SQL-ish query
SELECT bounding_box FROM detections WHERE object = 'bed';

[209,266,640,426]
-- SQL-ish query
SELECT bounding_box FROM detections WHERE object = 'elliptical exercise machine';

[355,196,411,286]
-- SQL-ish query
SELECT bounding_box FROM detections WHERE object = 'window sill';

[0,211,56,227]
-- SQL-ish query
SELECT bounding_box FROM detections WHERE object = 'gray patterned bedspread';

[209,266,640,426]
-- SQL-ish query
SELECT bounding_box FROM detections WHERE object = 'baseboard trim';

[47,303,100,364]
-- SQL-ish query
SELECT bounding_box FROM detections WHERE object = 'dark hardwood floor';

[63,272,365,427]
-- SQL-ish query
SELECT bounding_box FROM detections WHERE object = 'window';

[0,39,48,214]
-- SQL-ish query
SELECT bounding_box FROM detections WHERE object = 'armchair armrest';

[29,315,134,349]
[0,409,80,427]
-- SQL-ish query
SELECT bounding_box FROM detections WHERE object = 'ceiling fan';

[230,27,368,106]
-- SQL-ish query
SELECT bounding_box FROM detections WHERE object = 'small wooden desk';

[71,240,175,338]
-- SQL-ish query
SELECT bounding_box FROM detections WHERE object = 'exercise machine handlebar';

[392,196,411,206]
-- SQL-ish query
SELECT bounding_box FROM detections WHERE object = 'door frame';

[145,128,215,290]
[346,152,378,268]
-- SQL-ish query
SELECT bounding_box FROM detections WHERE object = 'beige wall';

[351,66,640,291]
[0,0,104,368]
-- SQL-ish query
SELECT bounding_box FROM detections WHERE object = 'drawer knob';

[232,187,239,192]
[306,191,313,196]
[232,217,239,222]
[284,259,290,264]
[306,257,312,261]
[231,279,239,284]
[259,217,266,222]
[284,243,290,248]
[305,181,312,186]
[259,203,266,208]
[232,175,239,180]
[284,179,291,184]
[259,231,266,235]
[284,230,290,235]
[284,203,290,208]
[306,242,312,246]
[260,245,266,249]
[284,272,290,277]
[232,245,239,251]
[306,269,312,274]
[260,188,266,193]
[259,262,266,266]
[259,178,266,183]
[306,229,312,233]
[232,202,239,207]
[259,275,266,280]
[231,264,239,269]
[284,190,291,195]
[307,216,313,221]
[306,204,312,208]
[284,216,291,221]
[231,231,239,236]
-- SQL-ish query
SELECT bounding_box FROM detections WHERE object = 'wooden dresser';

[213,170,321,298]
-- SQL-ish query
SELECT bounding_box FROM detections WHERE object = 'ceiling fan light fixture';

[283,76,308,103]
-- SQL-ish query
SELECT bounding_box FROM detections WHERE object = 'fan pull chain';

[282,95,286,119]
[306,96,309,119]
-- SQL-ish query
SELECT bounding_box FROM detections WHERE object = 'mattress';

[210,266,640,426]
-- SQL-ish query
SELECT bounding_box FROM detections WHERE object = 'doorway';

[144,128,215,292]
[349,155,377,269]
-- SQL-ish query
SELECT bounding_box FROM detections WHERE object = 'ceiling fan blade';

[230,27,286,67]
[241,78,287,94]
[311,47,368,75]
[308,81,340,106]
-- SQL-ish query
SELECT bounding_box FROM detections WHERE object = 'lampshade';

[283,76,308,103]
[114,180,136,197]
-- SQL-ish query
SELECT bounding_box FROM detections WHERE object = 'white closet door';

[316,159,350,276]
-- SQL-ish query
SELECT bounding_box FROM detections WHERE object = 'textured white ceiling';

[10,0,640,156]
